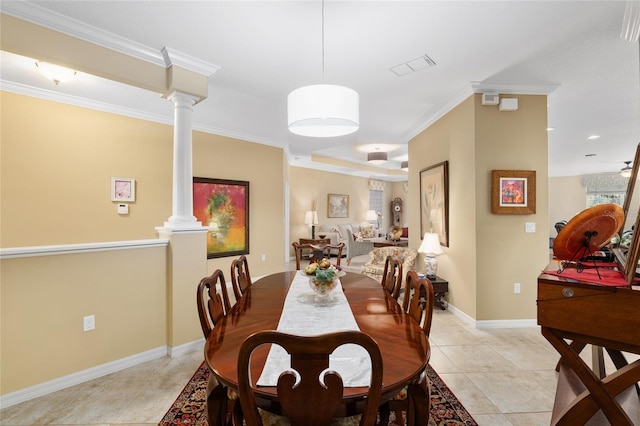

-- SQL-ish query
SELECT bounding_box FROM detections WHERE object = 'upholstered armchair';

[360,247,418,288]
[344,227,375,265]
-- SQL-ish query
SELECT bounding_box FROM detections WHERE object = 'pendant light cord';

[321,0,325,80]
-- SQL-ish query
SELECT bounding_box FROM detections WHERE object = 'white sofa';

[317,222,377,264]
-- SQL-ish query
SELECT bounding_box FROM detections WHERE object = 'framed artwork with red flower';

[193,177,249,259]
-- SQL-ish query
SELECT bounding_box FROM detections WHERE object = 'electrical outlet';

[261,254,266,261]
[83,315,95,331]
[514,283,521,294]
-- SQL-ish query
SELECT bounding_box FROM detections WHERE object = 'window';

[369,190,383,224]
[586,192,625,208]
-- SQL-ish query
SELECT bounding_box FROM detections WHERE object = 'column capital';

[166,91,200,106]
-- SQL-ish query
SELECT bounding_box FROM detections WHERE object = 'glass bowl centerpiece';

[304,258,342,298]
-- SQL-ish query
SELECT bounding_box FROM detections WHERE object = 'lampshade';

[35,61,76,85]
[621,161,632,178]
[401,161,409,171]
[367,152,388,164]
[304,210,319,225]
[418,233,444,256]
[365,210,378,221]
[288,84,359,137]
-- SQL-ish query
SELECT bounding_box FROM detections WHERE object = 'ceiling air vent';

[482,93,499,105]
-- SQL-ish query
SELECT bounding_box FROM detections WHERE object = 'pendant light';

[367,151,388,164]
[621,161,632,177]
[287,1,359,137]
[401,161,409,171]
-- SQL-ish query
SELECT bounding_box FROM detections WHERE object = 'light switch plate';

[525,222,536,233]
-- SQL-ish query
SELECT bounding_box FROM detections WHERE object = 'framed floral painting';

[420,161,449,247]
[193,177,249,259]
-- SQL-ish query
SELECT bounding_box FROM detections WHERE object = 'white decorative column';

[164,91,201,229]
[157,49,220,353]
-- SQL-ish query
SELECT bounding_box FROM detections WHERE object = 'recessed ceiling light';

[547,127,555,131]
[587,135,600,140]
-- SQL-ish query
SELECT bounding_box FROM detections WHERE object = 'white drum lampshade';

[288,84,359,137]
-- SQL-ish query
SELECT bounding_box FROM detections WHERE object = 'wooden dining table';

[204,270,431,425]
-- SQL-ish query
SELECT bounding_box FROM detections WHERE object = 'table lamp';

[304,210,318,238]
[418,232,444,279]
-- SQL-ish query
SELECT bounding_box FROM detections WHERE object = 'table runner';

[256,271,372,387]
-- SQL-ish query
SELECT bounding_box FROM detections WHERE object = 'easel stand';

[557,231,603,279]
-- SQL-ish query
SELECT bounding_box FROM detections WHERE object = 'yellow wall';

[409,96,478,316]
[474,94,549,320]
[0,91,285,397]
[288,167,400,252]
[549,175,586,236]
[409,94,549,320]
[1,246,167,394]
[0,91,173,247]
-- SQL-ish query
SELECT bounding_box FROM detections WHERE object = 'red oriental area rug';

[159,362,478,426]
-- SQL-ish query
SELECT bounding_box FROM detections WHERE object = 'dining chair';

[380,270,435,425]
[196,269,237,426]
[320,242,345,267]
[197,269,232,338]
[380,255,403,301]
[230,255,252,302]
[292,242,315,270]
[237,330,383,426]
[293,242,346,270]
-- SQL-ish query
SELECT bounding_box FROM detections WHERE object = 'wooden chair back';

[403,270,435,336]
[320,242,345,266]
[230,255,252,301]
[237,330,383,426]
[292,242,314,270]
[293,242,346,270]
[196,269,231,339]
[380,270,435,425]
[381,255,403,300]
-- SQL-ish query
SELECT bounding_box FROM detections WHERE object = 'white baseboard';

[446,303,537,329]
[475,318,538,329]
[1,346,168,409]
[168,339,204,358]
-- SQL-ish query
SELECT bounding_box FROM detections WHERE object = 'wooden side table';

[429,276,449,310]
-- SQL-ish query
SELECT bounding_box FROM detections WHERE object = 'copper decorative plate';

[553,203,624,260]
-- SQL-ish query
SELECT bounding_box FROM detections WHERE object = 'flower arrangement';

[207,190,235,227]
[304,258,342,295]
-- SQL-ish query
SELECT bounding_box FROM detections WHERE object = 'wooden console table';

[537,265,640,425]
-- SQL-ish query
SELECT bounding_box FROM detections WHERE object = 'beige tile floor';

[1,258,635,425]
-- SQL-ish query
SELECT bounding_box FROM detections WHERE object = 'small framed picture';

[491,170,536,214]
[327,194,349,218]
[111,177,135,202]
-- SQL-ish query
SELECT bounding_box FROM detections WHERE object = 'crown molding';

[403,83,475,143]
[1,80,174,125]
[161,47,220,76]
[1,2,164,66]
[470,81,560,95]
